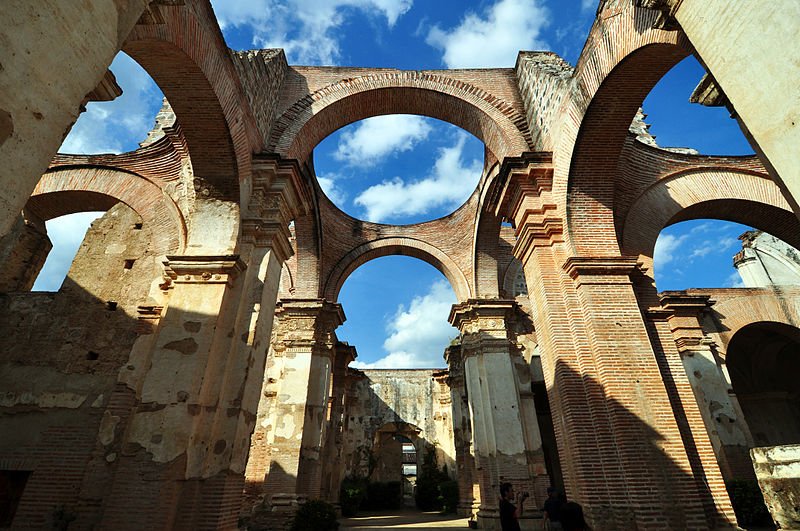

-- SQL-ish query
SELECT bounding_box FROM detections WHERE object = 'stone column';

[0,209,51,292]
[444,344,480,518]
[94,158,306,530]
[489,154,737,529]
[320,342,357,504]
[448,299,547,529]
[263,299,345,513]
[658,292,755,481]
[0,0,149,236]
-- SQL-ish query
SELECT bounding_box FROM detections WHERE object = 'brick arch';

[268,72,532,163]
[562,3,692,255]
[710,296,800,358]
[122,3,260,202]
[29,166,186,254]
[621,168,799,258]
[323,237,471,303]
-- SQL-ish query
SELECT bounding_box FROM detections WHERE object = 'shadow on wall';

[0,207,157,529]
[551,359,733,530]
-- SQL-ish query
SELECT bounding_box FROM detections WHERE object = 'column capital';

[241,218,293,262]
[634,0,682,29]
[162,255,245,287]
[245,156,314,262]
[449,299,521,356]
[486,153,564,262]
[274,298,345,353]
[562,256,642,285]
[658,291,716,355]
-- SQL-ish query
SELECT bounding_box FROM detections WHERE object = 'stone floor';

[339,510,469,530]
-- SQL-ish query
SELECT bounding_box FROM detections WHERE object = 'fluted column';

[320,342,357,503]
[658,292,755,482]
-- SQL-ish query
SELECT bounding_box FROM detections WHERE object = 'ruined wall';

[341,369,456,480]
[0,204,162,528]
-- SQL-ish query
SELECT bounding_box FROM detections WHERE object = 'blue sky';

[38,0,758,368]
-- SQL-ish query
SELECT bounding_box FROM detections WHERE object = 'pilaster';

[263,299,345,508]
[444,344,480,518]
[491,153,736,528]
[448,299,546,528]
[658,292,755,484]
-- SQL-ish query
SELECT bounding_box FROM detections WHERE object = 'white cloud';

[60,53,162,155]
[654,233,688,266]
[334,115,432,168]
[354,132,481,223]
[32,212,104,292]
[212,0,412,64]
[352,279,456,369]
[317,173,347,204]
[726,270,745,288]
[581,0,596,11]
[426,0,550,68]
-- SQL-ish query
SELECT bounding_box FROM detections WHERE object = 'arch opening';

[31,211,105,292]
[314,115,484,225]
[728,322,800,448]
[338,256,458,369]
[60,52,164,155]
[640,56,755,156]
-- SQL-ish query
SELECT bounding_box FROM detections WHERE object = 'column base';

[245,493,307,531]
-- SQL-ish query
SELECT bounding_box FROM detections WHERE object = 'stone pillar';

[657,292,756,482]
[320,342,357,504]
[489,154,737,529]
[444,344,480,518]
[0,0,149,236]
[0,209,51,292]
[448,299,547,529]
[94,158,305,530]
[262,299,344,513]
[638,0,800,215]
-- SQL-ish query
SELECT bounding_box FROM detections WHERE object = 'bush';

[726,480,772,527]
[415,448,451,511]
[340,476,368,517]
[363,481,403,510]
[290,499,339,531]
[438,480,459,514]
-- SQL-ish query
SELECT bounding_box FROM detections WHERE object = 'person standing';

[499,482,528,531]
[542,487,563,530]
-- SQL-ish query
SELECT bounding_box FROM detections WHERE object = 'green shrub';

[438,480,459,514]
[725,480,772,527]
[290,499,339,531]
[340,476,368,517]
[415,448,451,511]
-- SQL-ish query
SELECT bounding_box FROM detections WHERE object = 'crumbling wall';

[0,204,162,528]
[342,369,456,480]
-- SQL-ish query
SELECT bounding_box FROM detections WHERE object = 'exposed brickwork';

[3,0,796,529]
[267,70,532,163]
[124,1,262,201]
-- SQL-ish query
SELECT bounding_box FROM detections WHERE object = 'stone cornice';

[273,298,345,353]
[163,255,245,287]
[562,256,641,285]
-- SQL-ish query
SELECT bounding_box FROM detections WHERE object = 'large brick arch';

[561,3,692,255]
[122,3,260,202]
[268,72,532,163]
[706,291,800,357]
[29,166,186,254]
[621,168,800,258]
[322,237,471,303]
